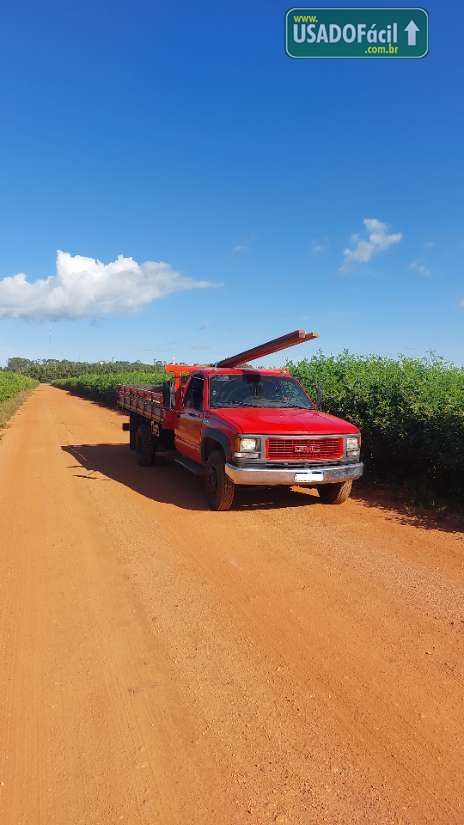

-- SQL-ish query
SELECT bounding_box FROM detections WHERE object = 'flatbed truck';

[117,330,363,511]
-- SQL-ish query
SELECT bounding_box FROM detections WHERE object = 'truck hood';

[211,407,358,435]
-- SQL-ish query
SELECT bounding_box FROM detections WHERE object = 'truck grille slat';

[266,437,344,461]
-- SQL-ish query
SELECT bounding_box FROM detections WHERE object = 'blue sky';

[0,0,462,366]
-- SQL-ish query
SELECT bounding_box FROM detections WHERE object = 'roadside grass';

[0,372,38,430]
[0,389,35,430]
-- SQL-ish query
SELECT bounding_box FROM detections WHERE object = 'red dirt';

[1,385,463,824]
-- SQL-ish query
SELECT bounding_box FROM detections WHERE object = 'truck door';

[175,375,205,462]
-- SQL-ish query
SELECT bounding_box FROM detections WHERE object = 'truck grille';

[266,437,344,461]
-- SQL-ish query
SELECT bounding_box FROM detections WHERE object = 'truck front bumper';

[225,462,363,487]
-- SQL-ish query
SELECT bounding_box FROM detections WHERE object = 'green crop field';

[288,352,464,506]
[0,372,38,427]
[53,369,167,406]
[0,371,38,403]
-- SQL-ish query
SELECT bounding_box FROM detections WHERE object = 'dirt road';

[0,385,463,825]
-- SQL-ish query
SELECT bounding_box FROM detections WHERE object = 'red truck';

[117,330,363,511]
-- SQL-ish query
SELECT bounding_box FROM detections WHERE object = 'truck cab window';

[184,376,204,411]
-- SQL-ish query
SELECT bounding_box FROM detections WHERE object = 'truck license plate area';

[295,471,323,483]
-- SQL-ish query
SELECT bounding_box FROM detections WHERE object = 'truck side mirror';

[316,385,324,410]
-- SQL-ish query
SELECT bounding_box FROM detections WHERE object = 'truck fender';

[201,428,232,463]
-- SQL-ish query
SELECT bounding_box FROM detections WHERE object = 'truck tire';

[317,480,352,504]
[129,415,137,450]
[135,422,156,466]
[205,450,235,511]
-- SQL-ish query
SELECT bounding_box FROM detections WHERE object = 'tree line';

[6,358,166,382]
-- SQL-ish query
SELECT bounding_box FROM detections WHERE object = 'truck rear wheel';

[135,423,156,466]
[129,415,137,450]
[317,480,352,504]
[205,450,235,511]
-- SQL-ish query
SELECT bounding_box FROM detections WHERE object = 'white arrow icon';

[405,19,420,46]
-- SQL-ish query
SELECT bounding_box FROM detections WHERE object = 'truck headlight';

[240,437,258,452]
[346,435,360,458]
[233,437,261,459]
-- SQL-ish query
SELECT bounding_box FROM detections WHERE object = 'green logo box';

[286,8,428,58]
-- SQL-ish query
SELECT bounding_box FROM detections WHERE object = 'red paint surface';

[208,407,358,436]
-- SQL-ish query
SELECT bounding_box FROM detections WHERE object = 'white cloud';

[0,250,216,320]
[409,259,431,278]
[340,218,402,271]
[233,244,248,254]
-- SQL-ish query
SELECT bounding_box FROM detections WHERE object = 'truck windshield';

[209,374,313,409]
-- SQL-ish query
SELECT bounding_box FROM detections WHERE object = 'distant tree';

[7,358,166,382]
[7,357,33,372]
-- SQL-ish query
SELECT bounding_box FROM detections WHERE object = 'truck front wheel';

[205,450,235,511]
[317,480,352,504]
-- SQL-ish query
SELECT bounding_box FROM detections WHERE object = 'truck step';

[174,456,204,476]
